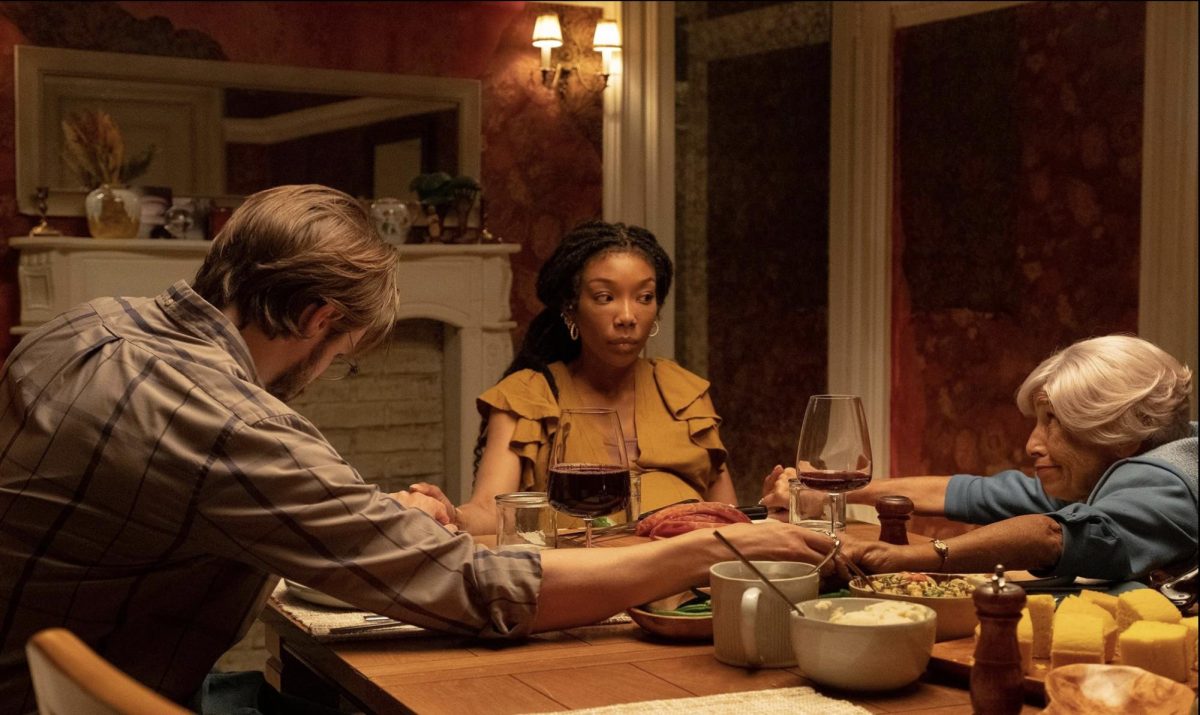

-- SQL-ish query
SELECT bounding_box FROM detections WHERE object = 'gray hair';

[1016,334,1193,449]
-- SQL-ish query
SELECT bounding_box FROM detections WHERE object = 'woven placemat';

[526,686,870,715]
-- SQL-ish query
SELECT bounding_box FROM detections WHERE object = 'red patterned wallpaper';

[705,43,831,502]
[891,2,1144,520]
[0,1,603,360]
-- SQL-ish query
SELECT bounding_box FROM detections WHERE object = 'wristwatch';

[930,538,949,572]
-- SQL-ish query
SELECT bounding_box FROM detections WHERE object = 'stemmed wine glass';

[794,395,873,534]
[547,408,631,548]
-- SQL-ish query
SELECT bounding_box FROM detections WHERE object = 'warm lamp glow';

[532,13,620,94]
[531,13,563,47]
[593,18,621,77]
[592,19,621,50]
[532,13,563,71]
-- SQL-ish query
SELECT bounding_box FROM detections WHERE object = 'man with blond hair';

[0,185,834,713]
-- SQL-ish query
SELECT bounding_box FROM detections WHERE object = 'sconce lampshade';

[532,13,564,48]
[592,19,621,50]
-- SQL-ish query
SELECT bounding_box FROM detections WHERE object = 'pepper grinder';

[875,495,913,545]
[970,564,1027,715]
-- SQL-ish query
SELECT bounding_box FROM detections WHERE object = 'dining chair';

[25,628,192,715]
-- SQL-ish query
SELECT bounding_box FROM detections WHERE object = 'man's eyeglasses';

[320,333,359,381]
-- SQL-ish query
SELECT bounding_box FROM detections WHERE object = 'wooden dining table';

[260,523,1047,714]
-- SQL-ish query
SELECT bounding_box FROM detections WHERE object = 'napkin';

[525,686,870,715]
[269,582,632,642]
[269,582,426,642]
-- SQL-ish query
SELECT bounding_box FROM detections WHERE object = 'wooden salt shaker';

[970,564,1027,715]
[876,495,913,545]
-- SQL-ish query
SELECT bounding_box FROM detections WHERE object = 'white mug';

[710,560,819,668]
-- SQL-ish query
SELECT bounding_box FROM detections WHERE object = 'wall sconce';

[532,13,621,95]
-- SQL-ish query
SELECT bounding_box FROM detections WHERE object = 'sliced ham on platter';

[634,501,751,539]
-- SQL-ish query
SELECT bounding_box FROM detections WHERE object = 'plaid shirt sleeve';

[191,410,541,638]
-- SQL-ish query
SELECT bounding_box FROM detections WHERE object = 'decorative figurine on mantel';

[28,187,62,237]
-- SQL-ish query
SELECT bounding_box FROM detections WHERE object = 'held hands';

[711,521,850,580]
[407,482,456,516]
[760,465,826,520]
[760,465,794,509]
[391,487,457,532]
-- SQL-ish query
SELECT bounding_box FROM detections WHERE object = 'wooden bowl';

[849,572,983,642]
[627,589,713,641]
[1044,664,1196,715]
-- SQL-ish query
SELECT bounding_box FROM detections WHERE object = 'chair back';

[25,628,191,715]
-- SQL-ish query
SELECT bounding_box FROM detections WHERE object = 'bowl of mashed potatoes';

[849,571,981,641]
[790,597,937,691]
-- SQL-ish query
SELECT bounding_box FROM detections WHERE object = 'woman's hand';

[760,465,794,509]
[841,536,925,574]
[760,465,825,520]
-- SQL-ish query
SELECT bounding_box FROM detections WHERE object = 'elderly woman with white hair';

[771,334,1197,582]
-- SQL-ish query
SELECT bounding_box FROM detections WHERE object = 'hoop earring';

[649,319,660,338]
[562,313,579,341]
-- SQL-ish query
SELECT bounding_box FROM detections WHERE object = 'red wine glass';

[794,395,873,534]
[547,408,631,548]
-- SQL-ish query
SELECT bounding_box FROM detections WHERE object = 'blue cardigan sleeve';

[945,466,1198,581]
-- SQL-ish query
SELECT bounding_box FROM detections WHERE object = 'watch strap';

[931,538,949,572]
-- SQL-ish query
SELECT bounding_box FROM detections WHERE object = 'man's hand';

[390,489,456,531]
[712,521,846,578]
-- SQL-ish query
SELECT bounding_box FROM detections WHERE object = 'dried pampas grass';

[62,110,156,189]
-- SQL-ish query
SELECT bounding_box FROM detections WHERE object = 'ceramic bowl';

[849,572,982,641]
[1044,664,1197,715]
[790,597,936,691]
[627,589,713,641]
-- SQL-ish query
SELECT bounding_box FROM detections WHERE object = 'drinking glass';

[547,408,631,548]
[794,395,873,534]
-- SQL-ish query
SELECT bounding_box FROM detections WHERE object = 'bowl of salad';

[849,572,984,641]
[627,587,713,641]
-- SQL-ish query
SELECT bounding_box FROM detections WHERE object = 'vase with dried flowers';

[62,110,156,239]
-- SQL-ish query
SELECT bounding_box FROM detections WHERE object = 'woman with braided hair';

[410,220,737,534]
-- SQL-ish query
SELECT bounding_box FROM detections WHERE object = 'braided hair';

[472,220,673,473]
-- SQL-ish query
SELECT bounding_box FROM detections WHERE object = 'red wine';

[548,463,630,518]
[796,470,870,492]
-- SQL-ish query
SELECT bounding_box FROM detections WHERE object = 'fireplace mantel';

[9,236,520,502]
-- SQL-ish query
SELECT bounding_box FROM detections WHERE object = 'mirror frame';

[15,45,482,216]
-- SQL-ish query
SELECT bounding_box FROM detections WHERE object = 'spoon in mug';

[713,531,841,618]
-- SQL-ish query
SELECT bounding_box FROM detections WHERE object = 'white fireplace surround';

[9,236,519,503]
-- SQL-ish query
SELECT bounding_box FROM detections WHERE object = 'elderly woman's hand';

[841,536,903,575]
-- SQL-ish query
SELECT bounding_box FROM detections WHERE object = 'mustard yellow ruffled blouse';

[476,358,728,511]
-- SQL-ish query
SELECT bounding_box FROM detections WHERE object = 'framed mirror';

[15,45,481,216]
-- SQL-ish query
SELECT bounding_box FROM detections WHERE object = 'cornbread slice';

[972,608,1034,674]
[1016,607,1034,674]
[1028,594,1055,659]
[1079,589,1118,617]
[1050,611,1104,669]
[1119,621,1189,682]
[1181,615,1197,671]
[1116,589,1180,631]
[1056,596,1118,662]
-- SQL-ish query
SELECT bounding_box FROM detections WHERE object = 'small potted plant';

[61,109,156,238]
